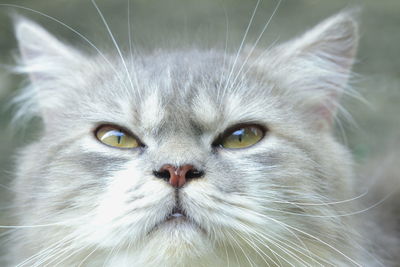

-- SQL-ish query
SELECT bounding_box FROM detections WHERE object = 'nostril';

[185,169,204,179]
[153,170,171,180]
[154,164,205,188]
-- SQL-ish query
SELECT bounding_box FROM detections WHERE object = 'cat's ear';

[261,11,359,130]
[14,17,84,125]
[14,17,82,80]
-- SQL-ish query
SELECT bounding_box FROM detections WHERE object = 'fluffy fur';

[5,11,399,266]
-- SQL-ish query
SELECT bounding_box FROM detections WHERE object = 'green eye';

[220,125,265,149]
[96,125,140,148]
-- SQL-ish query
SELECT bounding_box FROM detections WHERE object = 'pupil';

[116,130,123,144]
[233,129,245,143]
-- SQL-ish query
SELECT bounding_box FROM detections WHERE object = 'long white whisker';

[46,239,94,266]
[0,213,92,229]
[216,4,230,102]
[127,0,134,61]
[102,233,124,267]
[230,0,282,89]
[219,0,261,105]
[39,241,77,267]
[267,215,361,266]
[235,221,312,266]
[260,189,369,206]
[226,230,255,267]
[228,202,358,265]
[221,237,231,267]
[256,189,396,218]
[78,243,101,267]
[15,233,76,267]
[90,0,140,99]
[235,230,276,266]
[41,233,92,267]
[265,231,331,266]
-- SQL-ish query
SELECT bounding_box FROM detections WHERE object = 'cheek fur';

[83,164,176,247]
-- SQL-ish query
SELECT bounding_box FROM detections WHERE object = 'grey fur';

[5,11,399,267]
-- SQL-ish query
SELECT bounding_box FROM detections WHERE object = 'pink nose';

[153,164,204,188]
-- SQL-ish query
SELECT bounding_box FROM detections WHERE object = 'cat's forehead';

[95,50,276,135]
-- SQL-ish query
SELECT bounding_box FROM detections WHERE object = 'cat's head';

[13,10,359,265]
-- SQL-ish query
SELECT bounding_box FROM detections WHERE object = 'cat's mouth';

[146,205,205,236]
[166,206,187,221]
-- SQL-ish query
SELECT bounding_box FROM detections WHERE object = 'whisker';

[0,212,92,229]
[15,233,77,267]
[230,0,282,90]
[223,200,360,265]
[235,230,276,266]
[226,230,255,267]
[255,189,397,218]
[127,0,134,61]
[44,237,93,267]
[219,0,261,105]
[266,215,361,266]
[236,221,313,266]
[90,0,141,100]
[216,4,230,100]
[102,232,123,267]
[263,230,331,266]
[220,237,231,267]
[77,243,101,267]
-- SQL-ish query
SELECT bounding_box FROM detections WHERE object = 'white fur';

[7,10,393,267]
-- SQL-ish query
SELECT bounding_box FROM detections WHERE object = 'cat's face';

[13,11,359,265]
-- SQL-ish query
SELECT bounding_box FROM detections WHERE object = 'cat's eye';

[217,125,265,149]
[95,125,140,149]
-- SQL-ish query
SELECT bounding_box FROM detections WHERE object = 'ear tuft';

[14,16,79,66]
[12,17,84,126]
[289,9,359,72]
[261,10,360,130]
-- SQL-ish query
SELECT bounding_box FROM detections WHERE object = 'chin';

[141,217,212,264]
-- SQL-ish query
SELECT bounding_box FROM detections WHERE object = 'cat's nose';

[153,164,204,188]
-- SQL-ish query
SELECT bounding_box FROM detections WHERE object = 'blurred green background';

[0,0,399,258]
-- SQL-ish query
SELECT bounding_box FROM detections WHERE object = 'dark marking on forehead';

[189,119,206,136]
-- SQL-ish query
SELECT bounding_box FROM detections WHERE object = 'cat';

[3,7,400,267]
